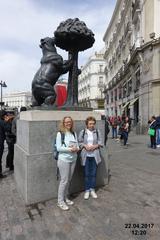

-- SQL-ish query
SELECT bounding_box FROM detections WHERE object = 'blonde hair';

[59,116,74,133]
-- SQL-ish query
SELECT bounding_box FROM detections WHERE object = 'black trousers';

[0,143,4,173]
[6,143,14,169]
[150,135,156,148]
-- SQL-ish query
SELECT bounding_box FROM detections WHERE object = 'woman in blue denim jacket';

[78,116,103,200]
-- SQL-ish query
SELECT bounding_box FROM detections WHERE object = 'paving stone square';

[0,134,160,240]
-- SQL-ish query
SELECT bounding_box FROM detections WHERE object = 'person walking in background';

[156,116,160,148]
[5,113,16,171]
[78,116,103,200]
[121,117,129,146]
[117,116,122,128]
[110,116,118,139]
[148,116,157,149]
[56,116,79,211]
[0,111,10,178]
[116,116,122,142]
[118,118,124,143]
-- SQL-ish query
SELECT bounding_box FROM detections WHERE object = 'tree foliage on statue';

[54,18,95,107]
[54,18,95,52]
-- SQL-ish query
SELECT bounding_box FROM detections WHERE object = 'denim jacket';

[78,129,103,166]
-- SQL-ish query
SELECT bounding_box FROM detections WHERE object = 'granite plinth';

[14,110,109,205]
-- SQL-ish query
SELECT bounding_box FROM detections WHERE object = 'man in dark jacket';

[5,114,16,171]
[149,116,157,149]
[0,111,9,178]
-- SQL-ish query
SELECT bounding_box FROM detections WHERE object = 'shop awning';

[122,101,130,109]
[129,97,138,107]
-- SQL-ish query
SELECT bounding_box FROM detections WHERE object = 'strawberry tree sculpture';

[54,18,95,108]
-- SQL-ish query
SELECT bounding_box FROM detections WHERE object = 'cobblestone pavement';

[0,134,160,240]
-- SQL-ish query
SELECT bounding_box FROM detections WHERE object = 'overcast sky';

[0,0,116,93]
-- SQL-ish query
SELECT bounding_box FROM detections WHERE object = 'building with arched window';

[3,91,32,108]
[103,0,160,133]
[78,51,107,109]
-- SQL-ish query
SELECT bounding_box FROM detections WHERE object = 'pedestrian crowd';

[105,113,160,149]
[106,113,132,147]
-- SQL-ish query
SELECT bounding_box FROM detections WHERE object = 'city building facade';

[78,51,107,109]
[103,0,160,133]
[3,91,32,108]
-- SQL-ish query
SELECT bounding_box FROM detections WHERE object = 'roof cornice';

[103,0,121,41]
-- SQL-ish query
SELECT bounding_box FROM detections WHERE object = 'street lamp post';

[0,81,7,110]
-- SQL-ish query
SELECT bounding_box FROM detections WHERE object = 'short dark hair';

[20,106,27,112]
[85,116,96,126]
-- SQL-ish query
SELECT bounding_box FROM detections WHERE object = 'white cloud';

[0,51,38,92]
[0,0,116,93]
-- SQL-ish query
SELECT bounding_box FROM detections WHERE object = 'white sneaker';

[90,190,98,199]
[57,202,69,211]
[65,198,74,205]
[84,191,90,200]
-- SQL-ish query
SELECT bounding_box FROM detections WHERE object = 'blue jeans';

[112,127,117,138]
[84,157,97,191]
[157,129,160,145]
[122,131,128,145]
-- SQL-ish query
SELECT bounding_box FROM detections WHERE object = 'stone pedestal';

[15,110,109,205]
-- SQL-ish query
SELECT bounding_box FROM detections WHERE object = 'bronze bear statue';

[31,37,73,106]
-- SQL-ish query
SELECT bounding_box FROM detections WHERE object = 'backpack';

[54,131,76,180]
[54,131,76,160]
[53,132,65,161]
[82,129,99,142]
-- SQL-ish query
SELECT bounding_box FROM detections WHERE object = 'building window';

[123,84,127,98]
[119,85,122,99]
[127,79,132,96]
[135,70,140,91]
[99,76,103,84]
[106,94,109,104]
[99,65,103,72]
[97,99,104,109]
[111,91,113,103]
[111,107,113,115]
[114,89,117,101]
